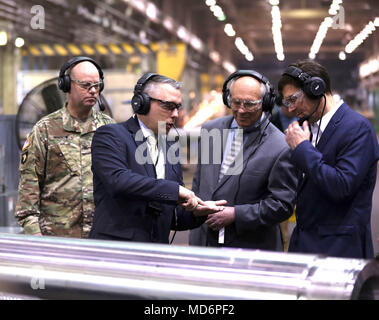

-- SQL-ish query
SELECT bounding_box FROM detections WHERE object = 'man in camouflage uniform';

[15,57,114,238]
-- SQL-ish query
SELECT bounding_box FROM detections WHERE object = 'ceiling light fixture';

[338,51,346,60]
[209,51,221,64]
[15,37,25,48]
[224,23,236,37]
[235,37,254,62]
[345,20,376,54]
[223,61,237,73]
[270,3,285,61]
[269,0,279,5]
[163,17,174,31]
[190,35,203,51]
[205,1,249,67]
[329,0,343,15]
[0,31,7,46]
[177,26,190,42]
[235,37,249,55]
[145,2,158,22]
[245,52,254,62]
[131,0,146,12]
[309,17,333,59]
[309,1,344,59]
[359,56,379,78]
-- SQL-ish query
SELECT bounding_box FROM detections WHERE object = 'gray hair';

[143,75,182,96]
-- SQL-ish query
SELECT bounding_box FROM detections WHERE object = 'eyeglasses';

[282,90,303,108]
[71,79,103,91]
[230,98,262,111]
[150,97,182,112]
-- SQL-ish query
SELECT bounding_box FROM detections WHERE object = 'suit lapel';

[297,104,347,193]
[213,118,269,194]
[314,103,346,152]
[165,140,182,183]
[124,116,156,178]
[297,171,308,194]
[210,117,233,192]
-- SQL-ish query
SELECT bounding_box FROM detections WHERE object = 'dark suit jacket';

[89,116,199,243]
[289,103,379,258]
[270,107,284,132]
[189,115,298,250]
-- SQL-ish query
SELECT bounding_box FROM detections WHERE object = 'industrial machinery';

[0,233,377,300]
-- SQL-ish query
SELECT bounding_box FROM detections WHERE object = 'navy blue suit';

[89,116,200,243]
[289,103,379,258]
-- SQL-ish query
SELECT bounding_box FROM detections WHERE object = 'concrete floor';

[173,164,379,257]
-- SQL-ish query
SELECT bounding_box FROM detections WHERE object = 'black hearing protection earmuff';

[282,65,326,100]
[131,72,159,115]
[222,70,277,113]
[58,56,104,93]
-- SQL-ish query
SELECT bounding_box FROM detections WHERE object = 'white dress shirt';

[138,118,166,179]
[311,99,344,147]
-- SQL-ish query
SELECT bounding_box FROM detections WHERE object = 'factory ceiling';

[0,0,378,86]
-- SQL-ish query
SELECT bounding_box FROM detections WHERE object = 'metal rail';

[0,233,377,300]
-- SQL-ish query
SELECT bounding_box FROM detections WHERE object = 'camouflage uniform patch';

[15,106,115,238]
[22,136,30,151]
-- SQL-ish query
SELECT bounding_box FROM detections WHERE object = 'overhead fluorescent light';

[345,20,376,54]
[223,61,236,73]
[15,37,25,48]
[209,51,221,63]
[132,0,146,12]
[338,51,346,60]
[146,3,159,22]
[224,23,236,37]
[177,26,190,42]
[270,5,285,61]
[205,0,216,6]
[0,31,7,46]
[190,36,203,51]
[245,52,254,61]
[163,17,174,31]
[269,0,279,5]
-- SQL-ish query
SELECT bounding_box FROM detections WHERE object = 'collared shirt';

[222,113,266,164]
[218,113,265,244]
[311,99,344,147]
[137,118,165,179]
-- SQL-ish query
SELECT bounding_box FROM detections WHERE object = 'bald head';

[229,76,265,128]
[230,76,265,100]
[70,61,100,81]
[67,60,102,119]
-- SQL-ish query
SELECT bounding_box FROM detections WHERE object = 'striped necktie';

[217,127,243,244]
[218,127,243,182]
[147,135,158,165]
[147,135,165,179]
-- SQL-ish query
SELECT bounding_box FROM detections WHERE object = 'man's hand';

[285,120,311,150]
[192,200,227,216]
[178,186,206,211]
[205,206,235,231]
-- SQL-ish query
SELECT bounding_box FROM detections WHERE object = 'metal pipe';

[0,233,377,300]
